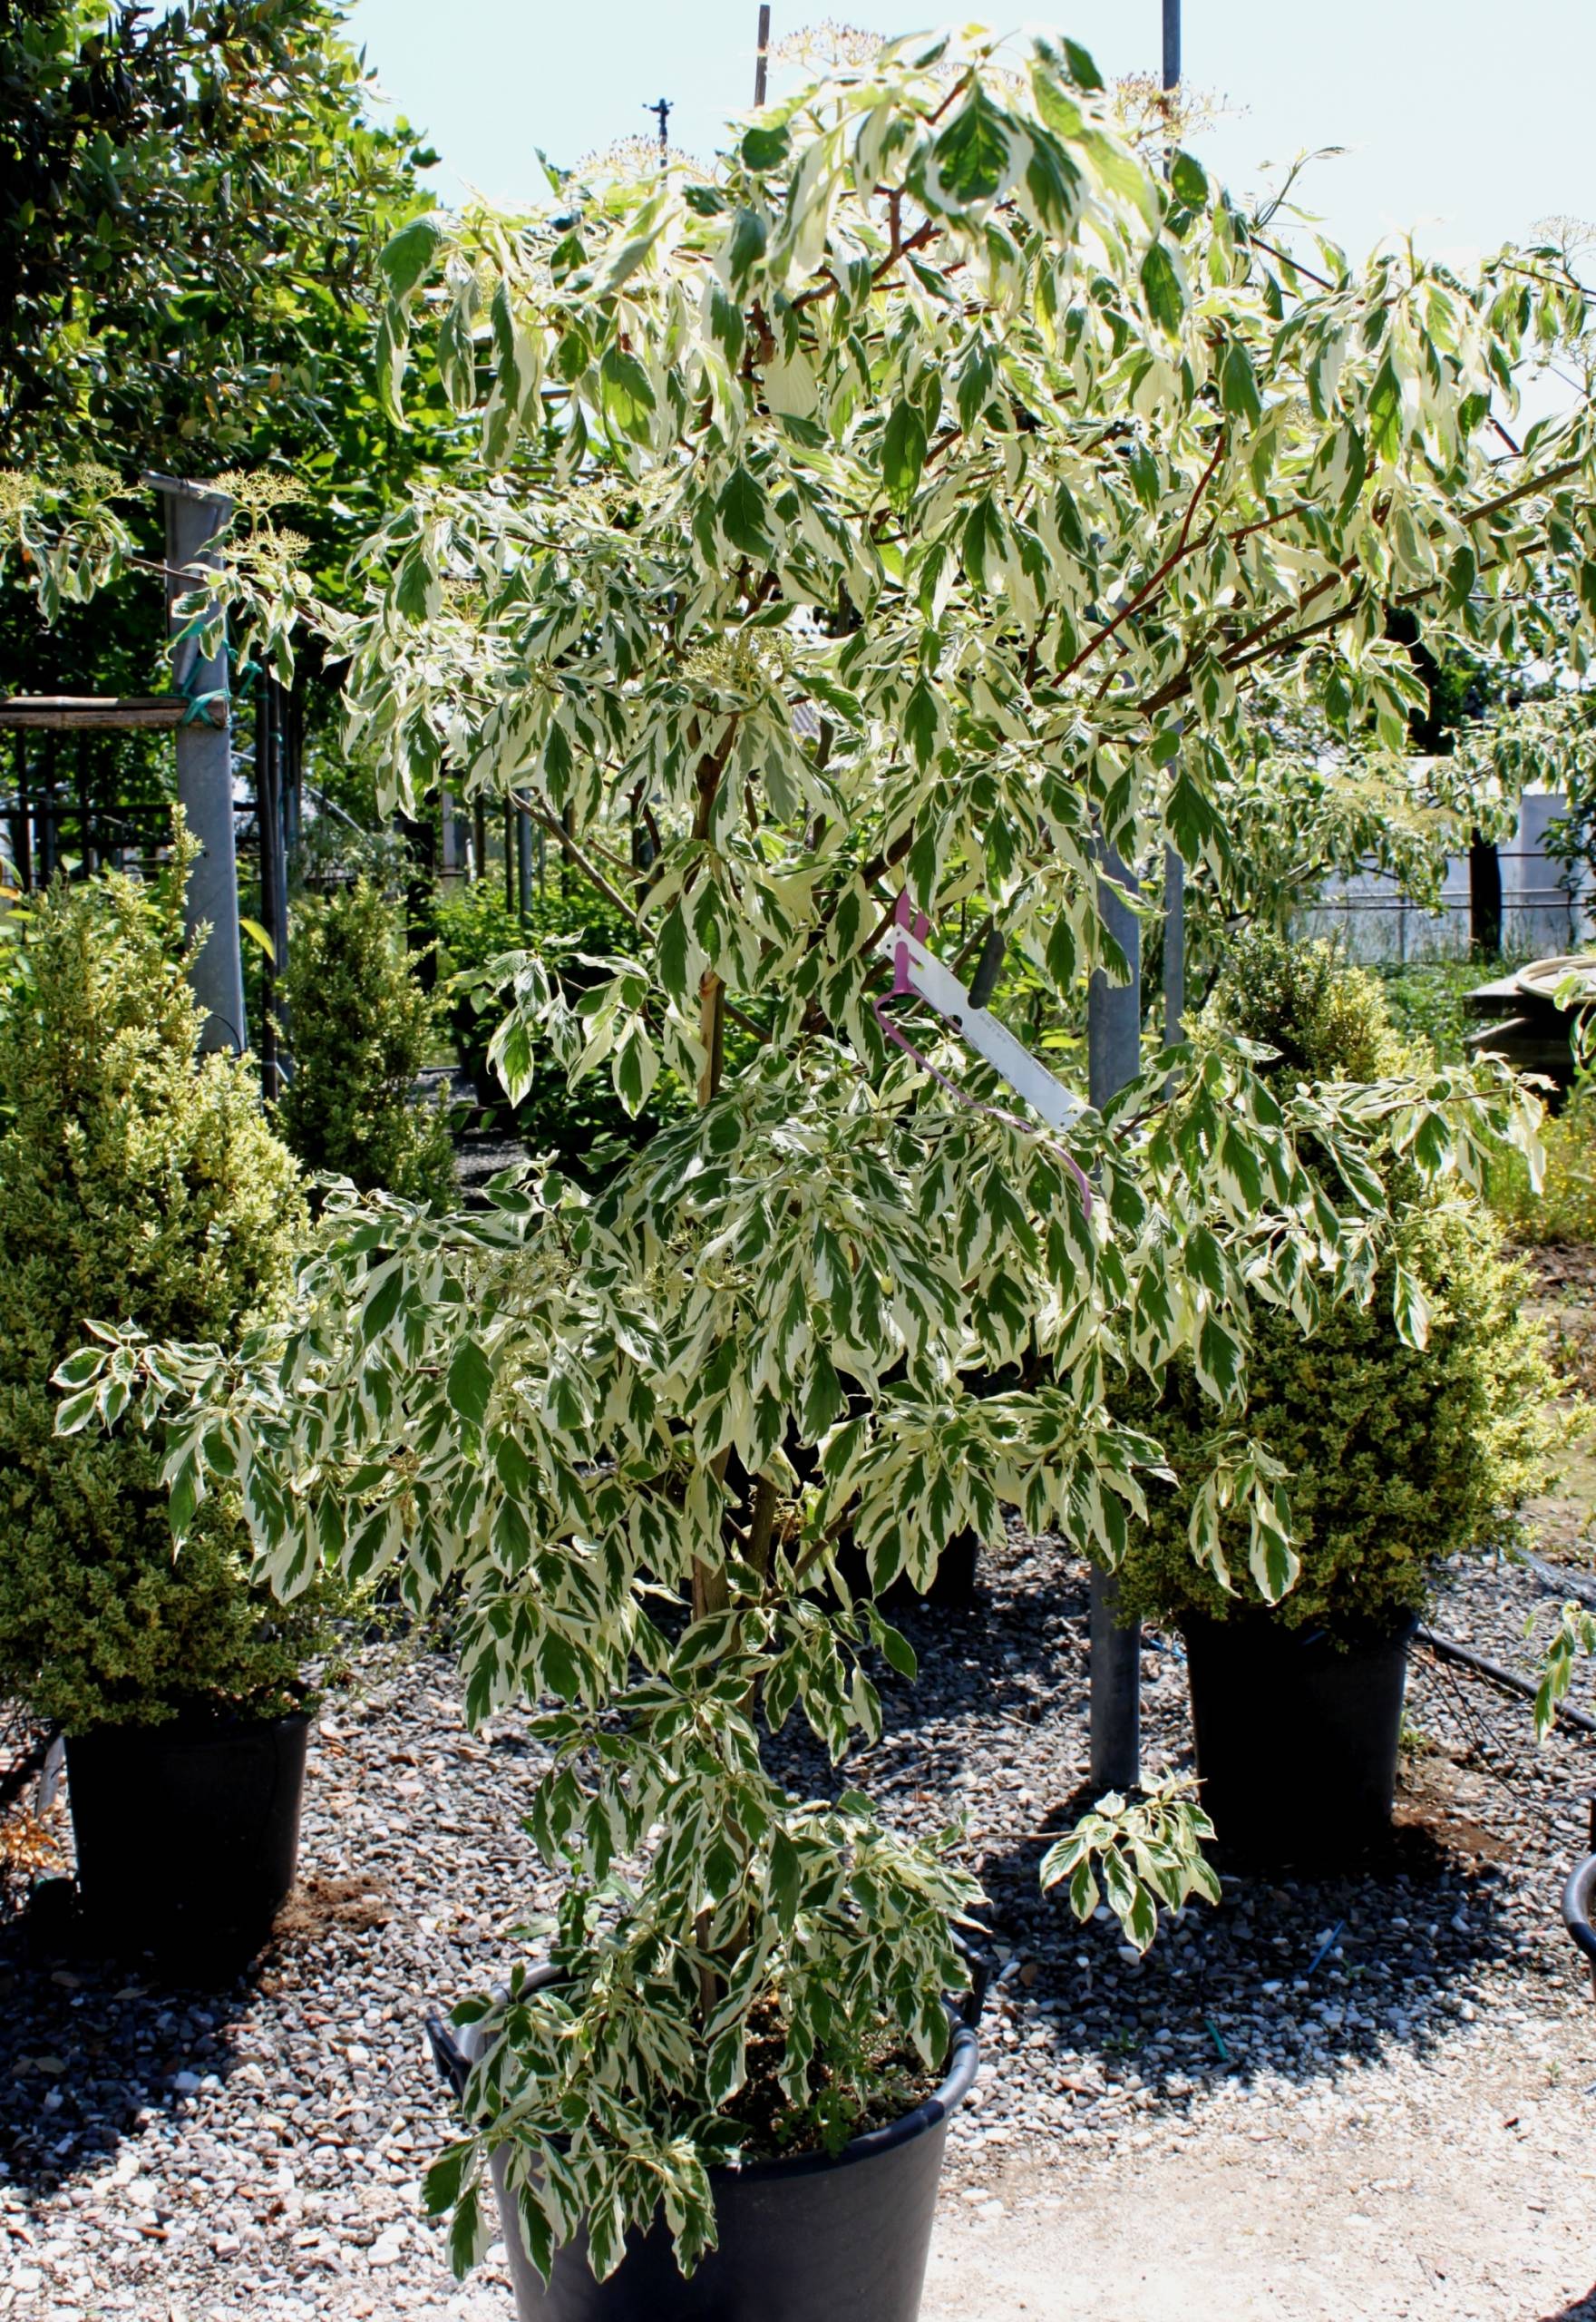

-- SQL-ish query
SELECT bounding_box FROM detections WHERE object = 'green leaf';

[1170,151,1209,208]
[717,465,774,561]
[742,122,791,171]
[657,903,693,1002]
[961,496,1005,590]
[932,89,1011,206]
[801,1346,845,1439]
[599,346,657,445]
[424,2142,475,2216]
[882,401,928,505]
[447,1336,494,1430]
[449,2184,492,2281]
[1219,339,1261,427]
[359,1265,404,1345]
[1367,356,1403,460]
[725,208,768,288]
[1140,241,1185,336]
[1062,37,1104,90]
[904,677,939,770]
[380,214,443,300]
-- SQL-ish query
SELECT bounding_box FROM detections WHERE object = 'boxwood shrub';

[277,877,456,1209]
[1114,932,1562,1637]
[0,850,333,1730]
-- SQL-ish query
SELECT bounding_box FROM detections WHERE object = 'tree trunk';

[1469,831,1503,959]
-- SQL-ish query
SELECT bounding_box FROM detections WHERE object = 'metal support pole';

[39,733,57,885]
[754,4,771,104]
[11,734,31,892]
[1087,844,1141,1791]
[256,678,280,1101]
[150,473,246,1052]
[516,807,534,932]
[1163,0,1181,90]
[1163,845,1185,1049]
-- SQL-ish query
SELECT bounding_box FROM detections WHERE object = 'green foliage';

[0,844,326,1729]
[1489,1076,1596,1244]
[1040,1780,1219,1953]
[1376,957,1501,1068]
[0,1,469,836]
[1206,928,1420,1084]
[429,880,690,1178]
[277,878,455,1208]
[0,0,435,474]
[1116,939,1562,1635]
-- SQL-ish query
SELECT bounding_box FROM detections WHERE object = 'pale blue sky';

[346,2,1593,268]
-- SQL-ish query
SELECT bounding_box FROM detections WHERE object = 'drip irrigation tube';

[1416,1624,1596,1736]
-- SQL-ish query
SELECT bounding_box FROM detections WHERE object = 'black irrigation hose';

[1416,1624,1596,1737]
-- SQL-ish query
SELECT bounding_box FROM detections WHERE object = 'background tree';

[0,0,463,843]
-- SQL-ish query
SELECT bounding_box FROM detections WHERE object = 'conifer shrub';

[0,848,327,1729]
[429,881,689,1178]
[1115,932,1562,1637]
[277,877,455,1208]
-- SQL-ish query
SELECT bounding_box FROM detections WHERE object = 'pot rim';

[444,1966,980,2183]
[1562,1852,1596,1967]
[1179,1608,1420,1653]
[66,1705,312,1749]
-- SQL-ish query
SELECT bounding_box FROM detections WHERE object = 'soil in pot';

[1182,1610,1416,1864]
[65,1708,309,1965]
[442,1981,978,2322]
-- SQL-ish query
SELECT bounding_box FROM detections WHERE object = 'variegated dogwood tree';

[62,23,1588,2283]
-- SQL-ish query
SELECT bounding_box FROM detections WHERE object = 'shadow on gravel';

[0,1873,388,2195]
[1537,2296,1596,2321]
[974,1761,1525,2111]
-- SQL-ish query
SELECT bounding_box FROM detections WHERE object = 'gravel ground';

[5,1522,1596,2321]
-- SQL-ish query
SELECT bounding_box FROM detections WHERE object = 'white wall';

[1302,791,1588,962]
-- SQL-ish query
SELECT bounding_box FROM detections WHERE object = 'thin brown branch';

[519,795,767,1047]
[746,1475,781,1585]
[1248,232,1336,293]
[1059,434,1226,683]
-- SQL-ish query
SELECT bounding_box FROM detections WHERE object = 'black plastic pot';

[1560,1820,1596,1995]
[430,1969,979,2322]
[1182,1611,1416,1861]
[66,1709,309,1959]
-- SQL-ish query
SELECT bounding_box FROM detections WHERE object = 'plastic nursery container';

[430,1967,980,2322]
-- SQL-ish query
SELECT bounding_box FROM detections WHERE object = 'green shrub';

[1115,932,1562,1636]
[0,851,329,1730]
[1373,957,1489,1067]
[429,878,690,1180]
[277,878,456,1208]
[1488,1078,1596,1244]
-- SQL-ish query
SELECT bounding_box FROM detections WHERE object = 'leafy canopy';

[63,24,1584,2281]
